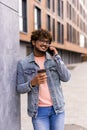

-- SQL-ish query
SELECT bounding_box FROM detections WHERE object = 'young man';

[17,29,71,130]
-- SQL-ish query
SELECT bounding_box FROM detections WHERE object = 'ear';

[32,41,36,46]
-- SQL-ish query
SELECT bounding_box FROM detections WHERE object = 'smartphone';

[47,47,54,56]
[38,69,46,73]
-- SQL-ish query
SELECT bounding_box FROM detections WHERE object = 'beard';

[34,46,47,55]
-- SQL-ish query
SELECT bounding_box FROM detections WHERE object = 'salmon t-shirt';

[35,56,53,107]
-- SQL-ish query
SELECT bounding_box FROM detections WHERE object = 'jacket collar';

[27,52,52,63]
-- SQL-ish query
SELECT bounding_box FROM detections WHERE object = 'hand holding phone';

[47,46,58,56]
[47,47,54,56]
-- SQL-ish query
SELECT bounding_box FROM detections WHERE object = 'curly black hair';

[31,29,52,44]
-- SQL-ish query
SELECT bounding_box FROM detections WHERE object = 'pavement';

[21,62,87,130]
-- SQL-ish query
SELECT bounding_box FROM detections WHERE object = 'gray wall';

[19,44,27,59]
[0,1,20,130]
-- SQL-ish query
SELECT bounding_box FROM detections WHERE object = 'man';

[17,29,71,130]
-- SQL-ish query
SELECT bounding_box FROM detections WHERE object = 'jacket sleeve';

[54,54,71,82]
[16,61,32,94]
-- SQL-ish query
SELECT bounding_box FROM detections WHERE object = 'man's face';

[33,39,50,54]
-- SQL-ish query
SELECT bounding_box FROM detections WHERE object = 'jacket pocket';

[24,69,36,74]
[24,69,36,80]
[49,66,60,81]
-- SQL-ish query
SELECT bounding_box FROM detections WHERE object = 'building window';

[67,2,72,20]
[47,0,50,9]
[57,22,64,44]
[47,15,51,31]
[61,0,63,19]
[58,0,61,16]
[67,23,73,43]
[69,4,71,20]
[34,7,41,30]
[77,0,79,10]
[62,24,64,43]
[70,25,72,42]
[72,0,76,6]
[72,8,76,24]
[58,0,63,19]
[52,0,55,12]
[52,19,55,41]
[67,23,69,41]
[19,0,27,32]
[80,4,82,15]
[72,28,76,44]
[67,23,77,44]
[77,31,79,45]
[80,34,85,47]
[57,22,60,42]
[67,1,69,18]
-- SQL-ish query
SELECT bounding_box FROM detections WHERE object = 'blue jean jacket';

[17,52,71,117]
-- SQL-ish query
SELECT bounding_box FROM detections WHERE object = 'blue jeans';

[32,106,65,130]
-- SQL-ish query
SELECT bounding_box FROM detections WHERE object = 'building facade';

[19,0,87,64]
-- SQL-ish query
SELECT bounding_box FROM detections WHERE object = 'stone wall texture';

[0,1,20,130]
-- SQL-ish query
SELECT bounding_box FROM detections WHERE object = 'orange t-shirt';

[35,56,53,106]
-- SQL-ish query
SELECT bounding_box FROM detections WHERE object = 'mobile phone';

[47,47,54,56]
[38,69,46,73]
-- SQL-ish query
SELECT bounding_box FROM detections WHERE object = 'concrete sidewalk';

[21,62,87,130]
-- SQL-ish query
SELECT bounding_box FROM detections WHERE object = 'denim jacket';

[17,52,71,117]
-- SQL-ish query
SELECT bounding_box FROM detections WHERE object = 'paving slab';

[65,124,87,130]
